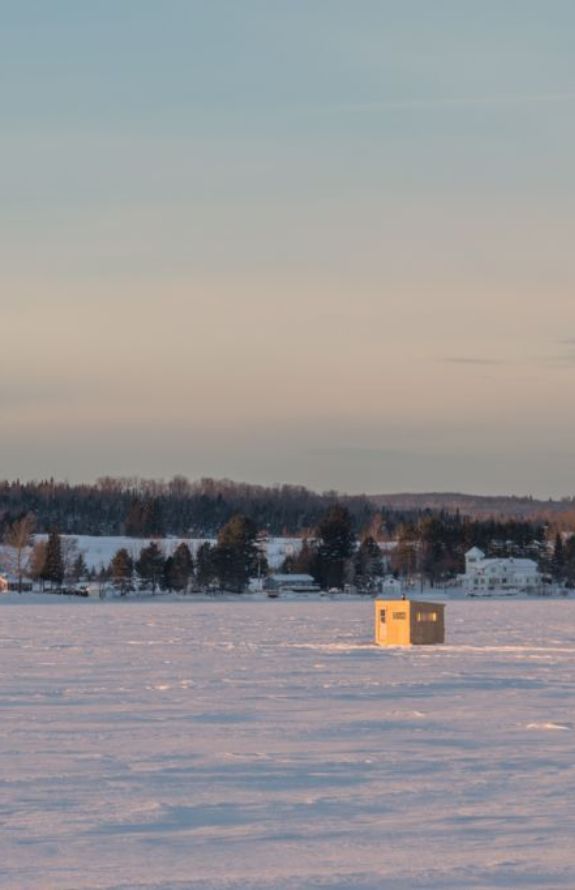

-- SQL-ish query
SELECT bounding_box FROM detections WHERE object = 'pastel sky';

[2,1,575,496]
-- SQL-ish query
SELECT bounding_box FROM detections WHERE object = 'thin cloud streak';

[324,92,575,114]
[536,340,575,367]
[440,357,506,366]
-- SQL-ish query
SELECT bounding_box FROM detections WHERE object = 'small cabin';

[374,599,445,647]
[264,573,321,595]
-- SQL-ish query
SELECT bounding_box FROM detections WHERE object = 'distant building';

[0,574,33,592]
[264,574,320,595]
[460,547,542,593]
[374,599,445,647]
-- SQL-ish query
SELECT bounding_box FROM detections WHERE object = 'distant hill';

[368,492,575,522]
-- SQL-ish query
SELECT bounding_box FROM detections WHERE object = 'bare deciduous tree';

[4,513,36,592]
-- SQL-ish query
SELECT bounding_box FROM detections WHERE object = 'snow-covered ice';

[1,600,575,889]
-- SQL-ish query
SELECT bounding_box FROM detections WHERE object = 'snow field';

[1,600,575,889]
[7,534,304,573]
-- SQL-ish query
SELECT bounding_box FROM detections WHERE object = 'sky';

[2,1,575,497]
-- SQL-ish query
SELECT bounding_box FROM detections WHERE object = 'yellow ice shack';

[374,599,445,647]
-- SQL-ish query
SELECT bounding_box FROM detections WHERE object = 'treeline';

[4,504,572,593]
[373,492,575,526]
[106,515,264,594]
[2,477,574,543]
[109,508,554,593]
[27,516,264,595]
[0,476,414,537]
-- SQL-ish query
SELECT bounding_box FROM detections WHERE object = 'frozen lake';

[1,600,575,889]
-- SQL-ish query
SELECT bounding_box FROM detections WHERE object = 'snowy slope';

[25,534,304,571]
[1,600,574,889]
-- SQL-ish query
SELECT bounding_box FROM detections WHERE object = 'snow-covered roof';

[470,558,539,576]
[270,574,315,583]
[466,547,485,558]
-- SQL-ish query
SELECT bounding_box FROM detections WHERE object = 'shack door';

[378,606,387,644]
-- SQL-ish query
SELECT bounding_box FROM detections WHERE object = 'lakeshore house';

[0,573,33,592]
[460,547,542,593]
[264,573,321,595]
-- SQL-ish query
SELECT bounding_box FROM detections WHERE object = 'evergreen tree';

[314,504,356,590]
[164,542,194,591]
[71,552,88,584]
[391,523,418,579]
[212,515,259,592]
[551,533,565,581]
[563,535,575,586]
[42,530,64,588]
[418,516,445,585]
[110,548,134,594]
[195,542,216,589]
[354,536,384,591]
[135,542,165,591]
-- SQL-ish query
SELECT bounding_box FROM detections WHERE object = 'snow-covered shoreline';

[1,585,571,606]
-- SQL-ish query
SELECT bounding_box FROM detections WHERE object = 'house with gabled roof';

[460,547,542,593]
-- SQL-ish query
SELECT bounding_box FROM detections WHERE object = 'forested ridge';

[0,477,387,537]
[373,492,575,523]
[1,476,572,539]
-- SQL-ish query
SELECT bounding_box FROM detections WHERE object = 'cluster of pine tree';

[279,505,385,591]
[546,533,575,585]
[106,515,264,594]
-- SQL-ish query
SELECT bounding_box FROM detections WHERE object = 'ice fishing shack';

[374,599,445,646]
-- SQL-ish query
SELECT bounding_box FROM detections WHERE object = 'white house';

[460,547,542,593]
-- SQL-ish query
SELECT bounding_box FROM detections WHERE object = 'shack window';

[379,609,386,623]
[392,611,406,620]
[416,611,438,623]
